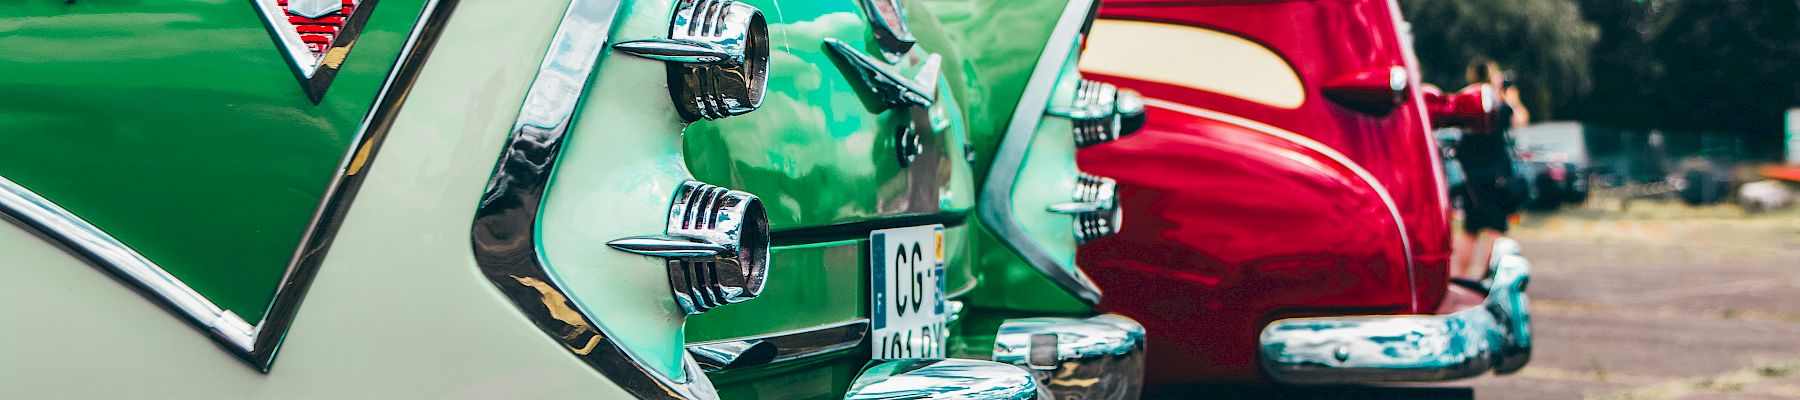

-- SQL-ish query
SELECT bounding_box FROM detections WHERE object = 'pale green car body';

[1,1,642,396]
[0,0,1134,397]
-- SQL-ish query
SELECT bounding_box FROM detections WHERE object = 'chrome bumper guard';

[843,358,1047,400]
[993,314,1147,400]
[1259,238,1532,385]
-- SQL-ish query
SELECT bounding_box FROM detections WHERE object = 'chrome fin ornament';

[856,0,917,62]
[614,0,770,121]
[607,235,728,258]
[613,39,734,64]
[251,0,375,103]
[824,38,939,109]
[608,181,771,315]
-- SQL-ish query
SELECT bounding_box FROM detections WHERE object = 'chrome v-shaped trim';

[976,0,1105,306]
[0,175,261,349]
[467,0,720,397]
[249,0,380,103]
[0,0,461,371]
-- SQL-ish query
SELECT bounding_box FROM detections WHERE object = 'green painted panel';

[917,0,1066,184]
[927,0,1095,310]
[963,219,1090,314]
[685,240,868,343]
[0,0,426,321]
[682,0,975,231]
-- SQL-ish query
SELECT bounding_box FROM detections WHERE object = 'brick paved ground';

[1147,200,1800,399]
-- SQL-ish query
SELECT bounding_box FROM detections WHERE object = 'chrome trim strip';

[0,176,257,350]
[0,0,459,371]
[467,0,715,398]
[1259,238,1531,384]
[768,210,967,246]
[1140,97,1419,310]
[946,279,977,299]
[608,235,729,258]
[976,0,1103,306]
[687,319,870,372]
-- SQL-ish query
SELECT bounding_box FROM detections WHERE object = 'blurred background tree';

[1578,0,1665,130]
[1402,0,1800,162]
[1399,0,1598,120]
[1652,0,1800,160]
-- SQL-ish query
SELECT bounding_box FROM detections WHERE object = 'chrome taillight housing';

[1115,86,1145,136]
[609,181,771,315]
[1049,173,1122,243]
[1051,79,1146,147]
[614,0,770,121]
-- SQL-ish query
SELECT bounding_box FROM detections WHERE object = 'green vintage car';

[0,0,1142,398]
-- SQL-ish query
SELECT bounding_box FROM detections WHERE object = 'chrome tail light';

[1115,86,1145,136]
[1049,173,1122,243]
[614,0,769,121]
[1050,79,1146,147]
[1323,65,1409,115]
[609,181,771,314]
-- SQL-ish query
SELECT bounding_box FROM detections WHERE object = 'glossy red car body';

[1076,0,1472,383]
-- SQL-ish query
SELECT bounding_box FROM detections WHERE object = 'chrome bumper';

[843,358,1047,400]
[1259,238,1532,385]
[993,314,1146,400]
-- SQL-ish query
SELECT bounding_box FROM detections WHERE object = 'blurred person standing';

[1453,59,1530,279]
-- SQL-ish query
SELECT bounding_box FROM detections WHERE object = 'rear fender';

[1076,100,1413,381]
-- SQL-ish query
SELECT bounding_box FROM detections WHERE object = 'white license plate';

[870,224,947,359]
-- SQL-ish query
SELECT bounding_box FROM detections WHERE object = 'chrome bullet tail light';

[1115,86,1146,136]
[1050,79,1147,147]
[610,181,771,315]
[614,0,770,121]
[1049,173,1122,243]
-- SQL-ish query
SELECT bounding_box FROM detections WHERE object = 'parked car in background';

[1073,0,1533,385]
[1514,122,1592,209]
[0,0,1138,398]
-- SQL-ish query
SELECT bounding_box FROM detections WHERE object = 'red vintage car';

[1072,0,1532,385]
